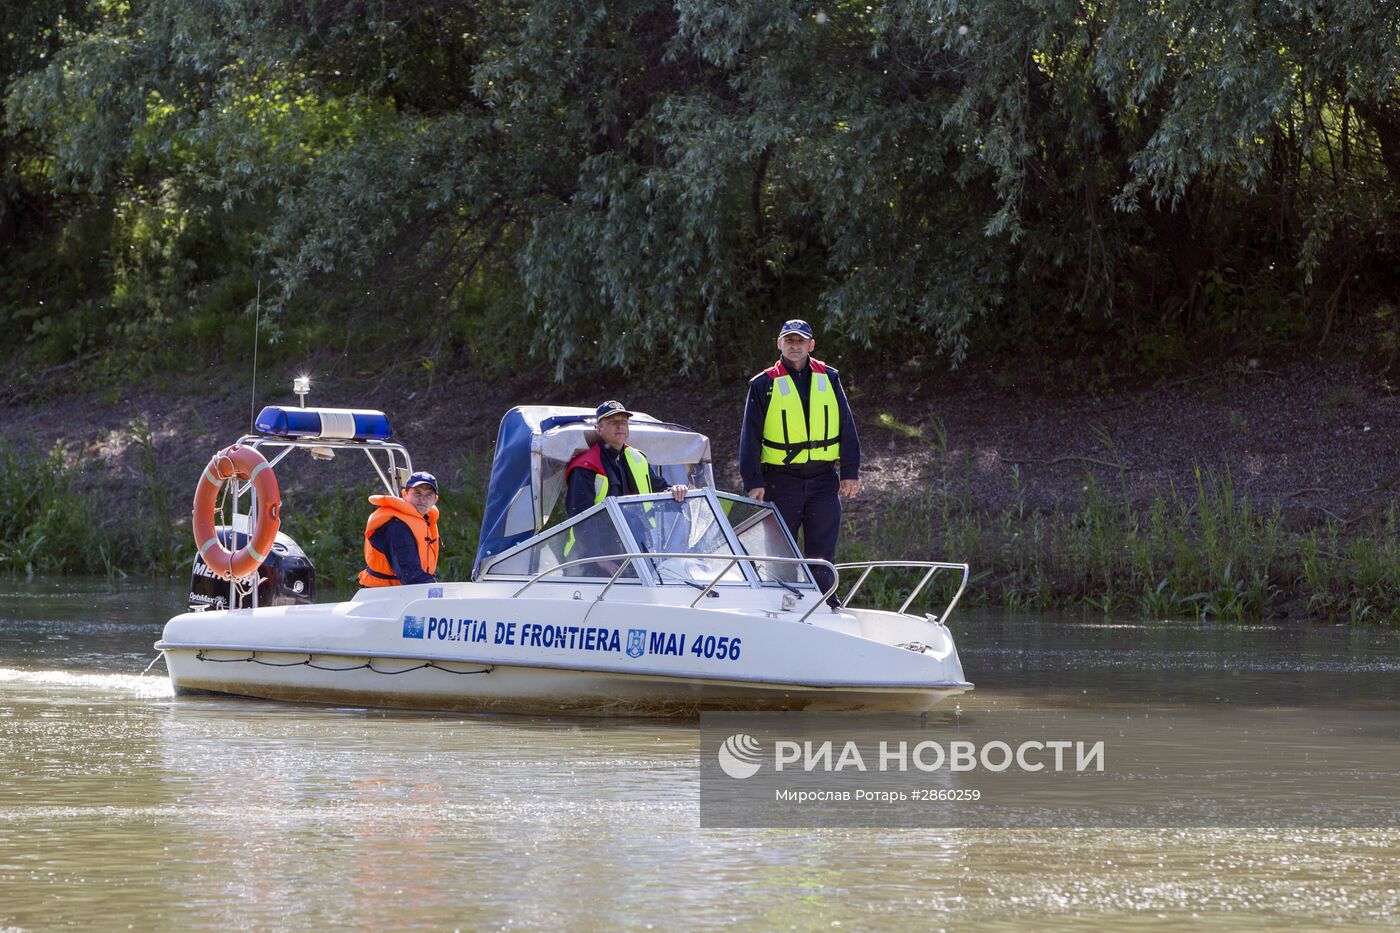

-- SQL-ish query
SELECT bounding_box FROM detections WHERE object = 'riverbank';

[2,350,1397,621]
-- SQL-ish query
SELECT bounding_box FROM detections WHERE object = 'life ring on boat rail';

[191,444,282,581]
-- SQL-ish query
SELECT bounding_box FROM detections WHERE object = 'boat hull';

[164,647,964,715]
[159,582,971,716]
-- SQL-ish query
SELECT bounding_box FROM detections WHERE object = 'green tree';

[7,0,1399,376]
[1,0,95,240]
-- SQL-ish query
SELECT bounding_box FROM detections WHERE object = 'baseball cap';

[404,471,439,493]
[779,319,814,339]
[595,400,634,420]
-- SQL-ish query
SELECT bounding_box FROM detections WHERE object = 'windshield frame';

[478,488,817,590]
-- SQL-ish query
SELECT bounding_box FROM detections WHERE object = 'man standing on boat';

[739,319,862,609]
[358,471,440,587]
[565,401,687,517]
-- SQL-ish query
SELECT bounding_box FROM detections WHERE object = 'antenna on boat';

[249,277,261,431]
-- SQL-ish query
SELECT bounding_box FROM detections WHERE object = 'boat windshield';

[481,509,639,580]
[717,495,815,586]
[616,493,815,588]
[481,490,816,588]
[616,495,745,584]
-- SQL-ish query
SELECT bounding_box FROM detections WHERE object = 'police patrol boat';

[157,385,973,715]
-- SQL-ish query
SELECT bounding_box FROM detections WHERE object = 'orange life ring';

[191,444,282,581]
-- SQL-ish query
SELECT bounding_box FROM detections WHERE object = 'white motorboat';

[157,395,973,715]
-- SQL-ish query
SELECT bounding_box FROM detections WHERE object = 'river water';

[2,578,1398,930]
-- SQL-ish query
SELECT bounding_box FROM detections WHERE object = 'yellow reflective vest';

[760,359,841,466]
[563,444,656,557]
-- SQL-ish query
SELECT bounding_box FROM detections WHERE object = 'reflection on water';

[1,579,1398,929]
[0,668,172,698]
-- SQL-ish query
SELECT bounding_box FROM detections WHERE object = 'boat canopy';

[473,405,714,576]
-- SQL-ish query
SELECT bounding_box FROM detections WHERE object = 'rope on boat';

[194,650,493,676]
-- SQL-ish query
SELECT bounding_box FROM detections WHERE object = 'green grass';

[0,441,115,576]
[841,463,1400,623]
[0,431,197,577]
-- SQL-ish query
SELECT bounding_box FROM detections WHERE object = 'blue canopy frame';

[473,405,714,577]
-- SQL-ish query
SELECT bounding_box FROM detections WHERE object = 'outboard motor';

[188,528,317,610]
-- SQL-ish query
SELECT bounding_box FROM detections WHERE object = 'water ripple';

[0,667,173,698]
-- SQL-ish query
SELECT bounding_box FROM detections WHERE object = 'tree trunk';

[1353,96,1400,190]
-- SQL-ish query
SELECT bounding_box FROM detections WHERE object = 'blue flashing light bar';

[254,406,393,441]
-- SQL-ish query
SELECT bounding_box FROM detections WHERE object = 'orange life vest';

[358,495,440,587]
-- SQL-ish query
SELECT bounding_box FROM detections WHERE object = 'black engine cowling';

[188,528,317,610]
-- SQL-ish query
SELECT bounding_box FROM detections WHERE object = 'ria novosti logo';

[717,733,765,779]
[715,733,1106,779]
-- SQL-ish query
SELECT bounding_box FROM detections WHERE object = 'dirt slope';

[3,353,1397,535]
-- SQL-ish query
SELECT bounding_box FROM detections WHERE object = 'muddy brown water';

[2,578,1397,930]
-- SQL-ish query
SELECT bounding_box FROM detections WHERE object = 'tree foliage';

[4,0,1398,375]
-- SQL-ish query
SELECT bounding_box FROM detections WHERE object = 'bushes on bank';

[844,466,1400,624]
[0,442,113,575]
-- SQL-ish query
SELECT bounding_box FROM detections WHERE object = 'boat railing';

[237,433,413,498]
[208,433,412,610]
[835,561,970,624]
[510,552,840,625]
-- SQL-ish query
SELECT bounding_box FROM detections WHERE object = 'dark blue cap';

[595,400,634,420]
[405,471,438,493]
[779,319,814,339]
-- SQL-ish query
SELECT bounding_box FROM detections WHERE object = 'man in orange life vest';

[358,471,440,587]
[565,400,688,519]
[739,319,861,609]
